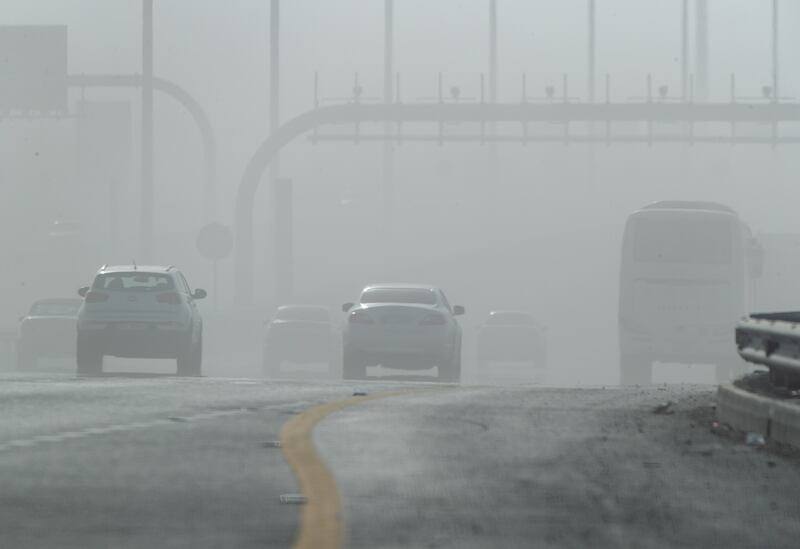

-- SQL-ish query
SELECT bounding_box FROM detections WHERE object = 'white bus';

[753,233,800,312]
[618,201,760,384]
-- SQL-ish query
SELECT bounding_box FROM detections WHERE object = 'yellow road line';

[279,390,423,549]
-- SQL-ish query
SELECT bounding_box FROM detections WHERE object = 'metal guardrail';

[736,314,800,386]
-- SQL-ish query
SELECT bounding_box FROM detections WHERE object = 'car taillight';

[157,292,182,305]
[419,313,445,326]
[349,311,374,324]
[84,291,109,303]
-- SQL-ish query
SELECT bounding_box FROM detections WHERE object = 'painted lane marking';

[280,390,437,549]
[0,401,316,453]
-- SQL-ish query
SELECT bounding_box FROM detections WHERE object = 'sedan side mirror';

[192,289,207,300]
[342,302,355,312]
[453,305,465,316]
[78,286,89,297]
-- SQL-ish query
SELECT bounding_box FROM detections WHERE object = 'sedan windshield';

[360,288,437,305]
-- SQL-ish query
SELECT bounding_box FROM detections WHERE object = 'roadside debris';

[684,443,720,457]
[710,420,732,434]
[262,440,282,448]
[280,494,307,505]
[352,391,368,397]
[652,401,675,415]
[745,432,766,448]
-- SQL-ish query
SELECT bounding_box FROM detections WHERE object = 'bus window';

[633,216,732,264]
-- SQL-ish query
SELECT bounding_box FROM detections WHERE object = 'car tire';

[440,347,462,383]
[76,333,103,376]
[343,349,366,380]
[177,332,202,377]
[16,342,36,370]
[619,354,652,385]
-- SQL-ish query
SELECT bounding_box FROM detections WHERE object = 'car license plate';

[118,322,148,330]
[382,315,411,324]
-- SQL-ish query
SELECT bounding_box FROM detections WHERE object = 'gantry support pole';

[772,0,779,102]
[141,0,154,261]
[383,0,394,246]
[488,0,498,182]
[695,0,709,102]
[588,0,596,103]
[681,0,689,100]
[270,0,291,300]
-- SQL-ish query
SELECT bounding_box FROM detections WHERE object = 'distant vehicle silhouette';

[618,201,761,385]
[477,311,547,371]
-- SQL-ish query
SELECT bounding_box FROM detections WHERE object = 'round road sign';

[196,222,233,261]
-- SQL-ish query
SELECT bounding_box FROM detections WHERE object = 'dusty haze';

[2,0,798,385]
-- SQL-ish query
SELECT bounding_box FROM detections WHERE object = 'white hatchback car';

[75,265,206,376]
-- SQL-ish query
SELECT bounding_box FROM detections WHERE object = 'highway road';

[1,371,799,548]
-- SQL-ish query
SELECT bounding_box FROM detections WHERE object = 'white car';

[263,305,340,376]
[17,298,82,369]
[477,311,547,369]
[75,265,206,376]
[341,284,464,381]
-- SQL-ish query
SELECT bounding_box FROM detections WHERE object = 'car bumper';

[80,323,187,359]
[345,339,453,369]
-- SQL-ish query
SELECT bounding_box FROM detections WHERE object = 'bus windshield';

[633,215,733,265]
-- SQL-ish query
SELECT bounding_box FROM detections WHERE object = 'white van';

[618,201,759,384]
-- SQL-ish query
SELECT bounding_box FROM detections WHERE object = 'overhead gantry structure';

[234,99,800,304]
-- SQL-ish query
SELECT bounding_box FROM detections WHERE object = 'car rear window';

[92,272,174,292]
[275,307,330,322]
[30,301,81,316]
[360,288,437,305]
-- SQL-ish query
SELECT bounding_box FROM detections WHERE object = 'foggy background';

[2,0,800,384]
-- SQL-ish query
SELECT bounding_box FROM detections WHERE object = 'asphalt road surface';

[1,371,799,548]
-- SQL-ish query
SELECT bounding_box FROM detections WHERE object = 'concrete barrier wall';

[717,384,772,436]
[770,401,800,447]
[718,383,800,448]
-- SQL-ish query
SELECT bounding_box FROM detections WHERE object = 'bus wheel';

[620,354,652,386]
